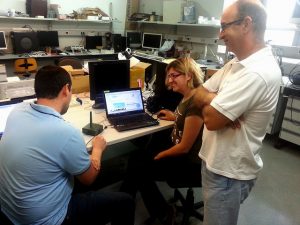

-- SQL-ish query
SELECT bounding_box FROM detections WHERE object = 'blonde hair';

[165,57,204,89]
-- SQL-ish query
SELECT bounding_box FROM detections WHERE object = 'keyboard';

[110,114,159,132]
[133,51,164,61]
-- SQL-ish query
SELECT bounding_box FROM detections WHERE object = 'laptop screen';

[0,102,19,137]
[104,88,144,117]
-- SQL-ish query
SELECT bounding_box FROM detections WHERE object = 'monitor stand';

[92,96,105,109]
[92,102,105,109]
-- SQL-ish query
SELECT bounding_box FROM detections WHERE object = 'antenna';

[82,111,103,136]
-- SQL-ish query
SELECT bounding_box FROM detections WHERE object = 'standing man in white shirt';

[194,0,282,225]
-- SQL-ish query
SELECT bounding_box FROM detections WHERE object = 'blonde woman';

[121,57,204,225]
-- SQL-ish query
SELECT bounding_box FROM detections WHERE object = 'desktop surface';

[62,95,173,149]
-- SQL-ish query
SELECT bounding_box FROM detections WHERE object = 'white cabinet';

[279,96,300,146]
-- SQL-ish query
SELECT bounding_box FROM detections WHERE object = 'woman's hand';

[156,109,175,121]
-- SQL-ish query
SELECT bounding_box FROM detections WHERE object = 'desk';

[62,97,174,149]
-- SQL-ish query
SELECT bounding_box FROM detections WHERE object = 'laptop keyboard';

[111,114,159,131]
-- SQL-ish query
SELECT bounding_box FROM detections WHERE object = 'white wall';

[139,0,224,19]
[1,0,118,15]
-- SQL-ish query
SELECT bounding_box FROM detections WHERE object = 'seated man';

[0,65,134,225]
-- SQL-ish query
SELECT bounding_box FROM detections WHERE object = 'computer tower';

[26,0,48,18]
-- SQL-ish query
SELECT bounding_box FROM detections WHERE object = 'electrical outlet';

[81,32,85,35]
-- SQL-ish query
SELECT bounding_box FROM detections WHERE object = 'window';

[264,0,296,46]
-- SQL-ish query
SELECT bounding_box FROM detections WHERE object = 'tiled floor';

[102,136,300,225]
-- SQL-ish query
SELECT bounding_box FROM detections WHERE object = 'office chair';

[57,57,83,69]
[0,205,14,225]
[166,163,204,225]
[14,57,38,77]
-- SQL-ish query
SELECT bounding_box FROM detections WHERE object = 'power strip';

[12,28,32,32]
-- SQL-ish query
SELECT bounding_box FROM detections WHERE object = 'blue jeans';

[201,162,256,225]
[62,190,134,225]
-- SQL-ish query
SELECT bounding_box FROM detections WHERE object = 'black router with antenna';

[82,111,103,136]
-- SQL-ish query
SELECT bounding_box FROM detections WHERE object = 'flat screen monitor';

[88,60,130,109]
[142,33,162,50]
[37,31,59,48]
[126,31,141,48]
[0,101,21,138]
[0,31,7,50]
[85,36,103,49]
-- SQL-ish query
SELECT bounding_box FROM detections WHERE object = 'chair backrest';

[167,125,203,188]
[14,58,38,73]
[57,57,82,69]
[0,205,14,225]
[167,161,202,188]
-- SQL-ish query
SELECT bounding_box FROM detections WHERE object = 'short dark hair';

[34,65,72,99]
[236,0,267,40]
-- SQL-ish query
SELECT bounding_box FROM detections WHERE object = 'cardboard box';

[60,65,85,76]
[163,0,183,23]
[130,62,151,90]
[71,75,90,94]
[60,65,89,94]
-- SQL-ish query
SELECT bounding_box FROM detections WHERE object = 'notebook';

[0,101,20,138]
[104,88,159,131]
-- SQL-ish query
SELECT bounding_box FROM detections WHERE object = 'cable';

[86,136,95,147]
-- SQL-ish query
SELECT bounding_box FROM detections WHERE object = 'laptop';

[0,101,20,139]
[104,88,159,131]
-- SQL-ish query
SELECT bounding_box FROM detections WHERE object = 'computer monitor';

[37,31,59,48]
[88,60,130,109]
[126,31,141,49]
[142,33,162,50]
[85,36,103,49]
[0,31,7,50]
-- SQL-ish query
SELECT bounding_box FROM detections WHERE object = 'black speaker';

[104,32,112,50]
[112,34,127,52]
[11,32,39,54]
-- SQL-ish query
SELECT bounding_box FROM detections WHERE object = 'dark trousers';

[120,129,201,221]
[62,190,134,225]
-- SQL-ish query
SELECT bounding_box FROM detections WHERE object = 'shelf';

[0,16,112,24]
[129,20,220,28]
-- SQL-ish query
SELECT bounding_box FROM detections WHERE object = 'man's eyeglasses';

[220,18,244,32]
[167,73,183,79]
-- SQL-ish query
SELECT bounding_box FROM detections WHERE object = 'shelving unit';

[0,16,112,35]
[127,20,222,47]
[0,16,113,56]
[131,20,220,28]
[0,16,112,24]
